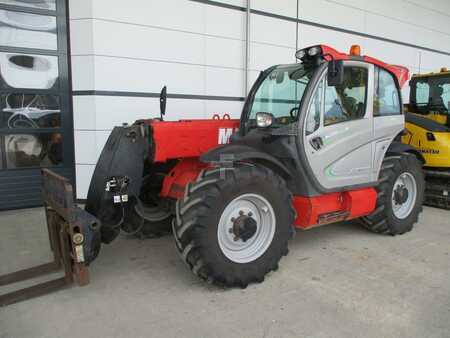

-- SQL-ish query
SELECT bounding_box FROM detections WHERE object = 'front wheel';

[173,164,295,288]
[360,153,424,235]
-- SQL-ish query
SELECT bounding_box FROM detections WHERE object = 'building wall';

[69,0,450,198]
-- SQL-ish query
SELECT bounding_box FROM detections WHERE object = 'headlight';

[256,112,274,128]
[308,46,321,56]
[295,50,306,59]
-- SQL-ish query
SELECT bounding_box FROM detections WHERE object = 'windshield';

[248,64,315,127]
[412,74,450,114]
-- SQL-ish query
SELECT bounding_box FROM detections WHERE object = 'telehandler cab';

[52,45,425,288]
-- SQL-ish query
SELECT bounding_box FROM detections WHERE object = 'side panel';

[151,119,240,162]
[293,188,377,229]
[372,115,404,179]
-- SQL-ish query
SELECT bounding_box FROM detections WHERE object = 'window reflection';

[0,10,57,50]
[0,52,58,89]
[1,93,60,129]
[0,0,56,10]
[5,132,62,168]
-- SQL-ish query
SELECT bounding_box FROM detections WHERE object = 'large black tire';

[173,164,295,288]
[360,153,424,235]
[122,174,172,238]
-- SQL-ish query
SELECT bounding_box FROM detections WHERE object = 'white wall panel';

[298,24,367,53]
[363,39,419,70]
[205,5,245,40]
[91,56,205,94]
[300,0,365,33]
[215,0,246,7]
[419,51,450,72]
[73,96,96,130]
[250,43,295,71]
[91,96,160,130]
[251,13,296,48]
[205,36,245,69]
[90,20,205,65]
[68,0,92,19]
[71,55,95,90]
[205,68,245,97]
[74,130,97,164]
[91,0,205,34]
[75,164,95,199]
[69,19,94,55]
[252,0,297,17]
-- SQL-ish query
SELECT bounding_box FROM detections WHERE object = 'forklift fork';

[0,169,101,307]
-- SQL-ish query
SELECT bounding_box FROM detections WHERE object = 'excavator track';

[424,170,450,210]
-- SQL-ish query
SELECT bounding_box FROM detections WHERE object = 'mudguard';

[200,144,292,179]
[387,141,425,163]
[85,124,149,243]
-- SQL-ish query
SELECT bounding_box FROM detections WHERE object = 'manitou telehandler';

[402,68,450,209]
[47,45,425,288]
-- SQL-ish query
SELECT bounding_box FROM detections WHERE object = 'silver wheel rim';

[391,172,417,219]
[217,193,276,264]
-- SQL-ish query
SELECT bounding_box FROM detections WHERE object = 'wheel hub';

[231,212,258,242]
[217,194,276,263]
[391,172,417,219]
[393,185,409,205]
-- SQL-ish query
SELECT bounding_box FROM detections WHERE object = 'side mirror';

[160,86,167,119]
[327,60,344,86]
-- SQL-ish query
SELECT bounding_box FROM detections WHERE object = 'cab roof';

[298,45,410,88]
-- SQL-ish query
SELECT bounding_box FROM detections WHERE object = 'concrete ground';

[0,206,449,338]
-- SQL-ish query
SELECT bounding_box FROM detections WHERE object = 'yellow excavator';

[403,68,450,209]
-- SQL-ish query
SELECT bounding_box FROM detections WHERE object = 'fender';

[200,144,292,179]
[387,141,425,164]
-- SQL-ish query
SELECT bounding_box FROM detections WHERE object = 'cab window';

[374,68,401,116]
[324,66,368,126]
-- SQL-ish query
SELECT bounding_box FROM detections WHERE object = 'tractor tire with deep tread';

[173,164,295,288]
[360,153,424,235]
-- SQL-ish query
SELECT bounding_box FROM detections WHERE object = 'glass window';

[0,10,57,50]
[0,52,59,89]
[0,0,56,10]
[374,68,401,116]
[249,64,315,126]
[1,93,60,129]
[415,81,430,106]
[324,66,368,126]
[305,79,323,135]
[4,132,62,168]
[440,83,450,110]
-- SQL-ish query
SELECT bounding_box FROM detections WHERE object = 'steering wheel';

[290,106,299,118]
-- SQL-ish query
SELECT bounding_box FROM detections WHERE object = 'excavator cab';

[403,69,450,208]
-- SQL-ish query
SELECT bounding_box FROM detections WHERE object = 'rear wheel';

[122,173,172,238]
[173,164,295,287]
[360,153,424,235]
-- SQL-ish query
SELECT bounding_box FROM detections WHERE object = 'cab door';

[304,61,375,190]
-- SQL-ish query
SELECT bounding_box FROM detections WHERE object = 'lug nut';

[239,210,244,216]
[261,206,268,213]
[229,228,233,234]
[231,217,235,222]
[248,212,253,217]
[233,236,239,241]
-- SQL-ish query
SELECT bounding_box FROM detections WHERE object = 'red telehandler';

[47,45,425,288]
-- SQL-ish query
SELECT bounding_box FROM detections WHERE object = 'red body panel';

[320,45,409,87]
[293,188,377,229]
[161,157,378,226]
[160,158,209,199]
[150,118,239,162]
